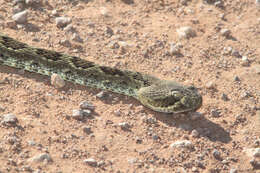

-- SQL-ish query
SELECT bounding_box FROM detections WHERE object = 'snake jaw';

[136,82,202,113]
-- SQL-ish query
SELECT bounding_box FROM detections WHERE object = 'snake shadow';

[1,65,231,143]
[153,112,232,143]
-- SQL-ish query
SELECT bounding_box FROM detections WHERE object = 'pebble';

[170,140,193,149]
[79,101,95,111]
[169,42,181,55]
[234,76,240,81]
[229,168,238,173]
[205,81,215,89]
[51,74,65,88]
[96,91,106,99]
[83,158,97,167]
[83,126,92,134]
[244,148,260,158]
[1,113,18,125]
[59,39,71,47]
[64,24,76,33]
[212,149,221,160]
[100,7,109,17]
[118,122,131,130]
[231,49,241,58]
[55,17,71,28]
[105,26,114,36]
[211,109,221,117]
[28,153,52,163]
[191,129,200,138]
[220,28,231,37]
[241,56,249,66]
[176,26,196,39]
[13,5,24,14]
[221,93,229,101]
[72,109,85,120]
[12,10,28,24]
[71,33,83,43]
[25,0,40,5]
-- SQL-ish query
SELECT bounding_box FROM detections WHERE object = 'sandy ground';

[0,0,260,172]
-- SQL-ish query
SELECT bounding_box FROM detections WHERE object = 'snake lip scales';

[0,33,202,113]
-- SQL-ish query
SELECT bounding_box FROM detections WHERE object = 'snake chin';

[137,82,202,113]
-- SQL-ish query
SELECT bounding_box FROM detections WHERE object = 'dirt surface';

[0,0,260,172]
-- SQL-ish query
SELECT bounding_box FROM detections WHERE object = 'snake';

[0,33,202,113]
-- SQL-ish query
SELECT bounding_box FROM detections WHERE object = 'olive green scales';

[0,33,202,113]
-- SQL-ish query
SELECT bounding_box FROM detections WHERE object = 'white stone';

[12,10,28,24]
[51,74,65,88]
[176,26,196,39]
[170,140,193,149]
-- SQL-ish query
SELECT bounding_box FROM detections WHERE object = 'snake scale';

[0,33,202,113]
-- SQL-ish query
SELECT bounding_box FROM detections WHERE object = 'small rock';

[220,28,231,37]
[51,74,65,88]
[27,140,36,146]
[244,148,260,158]
[25,0,40,5]
[113,110,122,116]
[170,140,193,149]
[211,109,221,117]
[205,81,215,89]
[83,126,92,134]
[96,91,106,99]
[118,122,131,130]
[250,159,260,169]
[79,101,95,111]
[64,24,76,33]
[12,10,28,24]
[223,46,232,55]
[191,129,200,138]
[231,50,241,58]
[55,17,71,28]
[6,20,17,29]
[146,117,157,124]
[241,56,249,66]
[82,109,91,117]
[71,33,83,43]
[59,39,71,47]
[72,109,84,120]
[230,168,238,173]
[128,158,138,164]
[169,43,181,55]
[13,5,24,14]
[83,158,97,167]
[221,93,229,101]
[28,153,52,163]
[2,114,18,125]
[100,7,109,17]
[234,76,240,81]
[0,105,5,112]
[105,26,114,36]
[176,26,196,39]
[212,149,222,160]
[51,9,58,16]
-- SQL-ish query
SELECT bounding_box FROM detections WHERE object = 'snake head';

[136,81,202,113]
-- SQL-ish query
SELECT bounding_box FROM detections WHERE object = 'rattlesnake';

[0,33,202,113]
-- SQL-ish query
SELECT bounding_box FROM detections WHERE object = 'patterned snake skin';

[0,33,202,113]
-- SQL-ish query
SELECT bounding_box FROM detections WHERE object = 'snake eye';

[187,86,195,90]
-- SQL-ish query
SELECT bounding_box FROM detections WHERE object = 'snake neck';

[0,33,159,97]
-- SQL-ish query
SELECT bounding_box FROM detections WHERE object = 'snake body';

[0,33,202,113]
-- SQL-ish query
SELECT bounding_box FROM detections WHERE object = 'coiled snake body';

[0,33,202,113]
